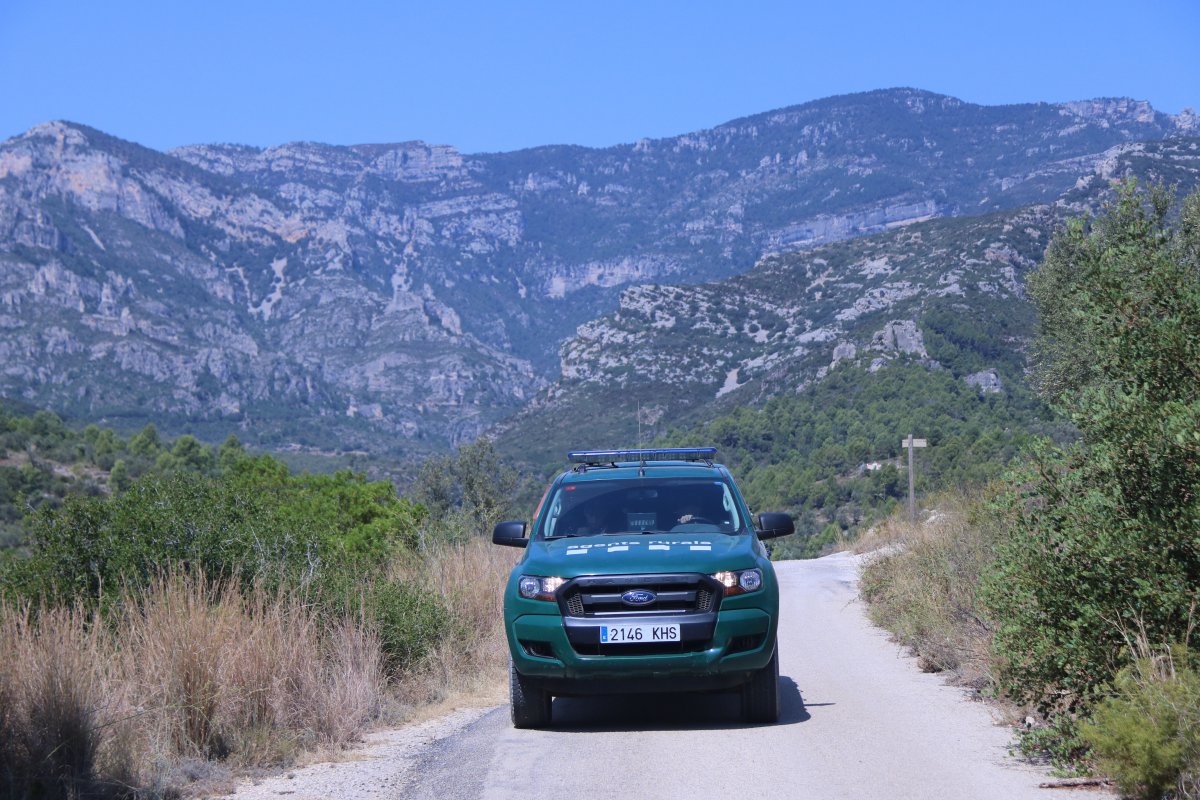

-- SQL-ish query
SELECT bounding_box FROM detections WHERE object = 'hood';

[520,531,758,577]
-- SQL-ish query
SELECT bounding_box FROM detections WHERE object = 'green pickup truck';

[492,448,795,727]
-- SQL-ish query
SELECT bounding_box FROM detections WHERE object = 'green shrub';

[412,438,517,546]
[5,472,301,602]
[983,184,1200,712]
[1013,717,1091,778]
[1081,644,1200,800]
[315,570,449,674]
[4,456,422,604]
[225,457,424,560]
[367,579,449,673]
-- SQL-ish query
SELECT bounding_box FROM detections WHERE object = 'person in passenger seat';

[576,503,616,535]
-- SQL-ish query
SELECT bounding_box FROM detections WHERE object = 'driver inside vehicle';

[672,501,729,530]
[675,503,706,526]
[670,485,734,530]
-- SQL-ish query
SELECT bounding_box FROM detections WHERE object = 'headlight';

[711,568,763,596]
[518,575,565,601]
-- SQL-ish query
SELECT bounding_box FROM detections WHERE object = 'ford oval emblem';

[621,589,657,606]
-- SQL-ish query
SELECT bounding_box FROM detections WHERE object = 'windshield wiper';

[548,529,665,539]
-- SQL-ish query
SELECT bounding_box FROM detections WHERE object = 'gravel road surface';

[230,553,1109,800]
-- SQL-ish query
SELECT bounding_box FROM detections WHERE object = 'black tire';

[741,645,780,723]
[509,659,552,728]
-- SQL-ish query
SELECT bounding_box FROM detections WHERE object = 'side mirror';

[492,521,528,548]
[757,512,795,540]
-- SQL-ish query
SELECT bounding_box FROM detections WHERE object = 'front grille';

[566,593,585,616]
[560,574,722,618]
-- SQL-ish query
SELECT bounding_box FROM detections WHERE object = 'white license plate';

[599,622,681,644]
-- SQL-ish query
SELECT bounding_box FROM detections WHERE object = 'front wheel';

[741,645,780,723]
[510,659,552,728]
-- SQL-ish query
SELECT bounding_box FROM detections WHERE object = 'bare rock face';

[1063,98,1158,126]
[871,320,929,359]
[831,342,858,364]
[964,369,1004,394]
[0,123,541,451]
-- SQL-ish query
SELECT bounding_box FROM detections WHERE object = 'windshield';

[539,477,745,538]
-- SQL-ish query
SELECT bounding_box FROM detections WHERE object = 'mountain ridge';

[1,89,1195,454]
[152,88,1195,156]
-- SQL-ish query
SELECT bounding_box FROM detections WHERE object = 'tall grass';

[857,490,1000,688]
[121,573,384,765]
[395,539,516,704]
[0,539,514,799]
[0,604,122,799]
[0,575,384,798]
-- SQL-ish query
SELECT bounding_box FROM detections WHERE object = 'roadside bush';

[4,457,423,604]
[366,579,448,674]
[983,184,1200,713]
[1012,717,1091,777]
[6,471,319,602]
[1081,642,1200,800]
[224,456,423,560]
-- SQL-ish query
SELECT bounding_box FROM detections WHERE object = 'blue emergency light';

[567,447,718,465]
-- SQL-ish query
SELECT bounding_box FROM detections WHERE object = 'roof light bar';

[567,447,718,464]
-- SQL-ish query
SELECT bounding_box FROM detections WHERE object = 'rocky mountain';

[0,89,1196,453]
[493,136,1200,469]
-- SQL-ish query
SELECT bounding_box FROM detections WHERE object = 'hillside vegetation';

[862,183,1200,799]
[0,403,266,549]
[665,358,1064,558]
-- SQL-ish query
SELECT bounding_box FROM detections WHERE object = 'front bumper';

[509,607,775,692]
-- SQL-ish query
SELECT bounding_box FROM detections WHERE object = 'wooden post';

[902,434,927,525]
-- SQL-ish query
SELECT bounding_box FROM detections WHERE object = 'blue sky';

[1,0,1197,154]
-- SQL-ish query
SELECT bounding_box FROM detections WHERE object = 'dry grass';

[122,574,384,767]
[393,539,517,706]
[0,540,517,798]
[857,490,1000,689]
[0,574,386,799]
[0,603,127,799]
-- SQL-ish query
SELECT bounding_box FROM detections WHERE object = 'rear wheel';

[741,645,780,723]
[509,659,552,728]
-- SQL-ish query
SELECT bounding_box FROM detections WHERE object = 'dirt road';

[232,553,1109,800]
